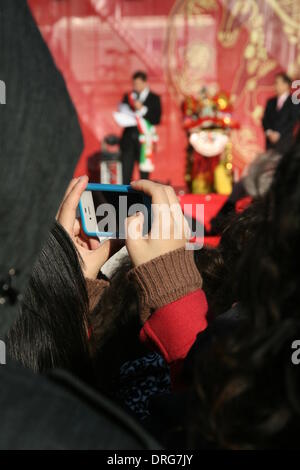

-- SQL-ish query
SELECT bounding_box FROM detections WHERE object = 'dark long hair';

[191,143,300,449]
[6,222,95,384]
[6,222,146,395]
[194,199,265,320]
[89,257,145,394]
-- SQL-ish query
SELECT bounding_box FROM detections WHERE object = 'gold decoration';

[247,58,259,75]
[192,173,212,194]
[216,92,230,111]
[252,105,264,125]
[265,0,300,71]
[266,0,300,30]
[166,0,300,175]
[245,78,257,91]
[187,0,217,15]
[185,43,214,71]
[214,142,233,195]
[244,44,256,59]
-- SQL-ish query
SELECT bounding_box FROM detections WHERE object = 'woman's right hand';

[125,180,190,267]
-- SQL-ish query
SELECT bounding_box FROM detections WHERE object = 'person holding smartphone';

[57,176,208,368]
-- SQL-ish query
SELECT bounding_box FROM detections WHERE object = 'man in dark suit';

[120,71,162,184]
[262,72,299,153]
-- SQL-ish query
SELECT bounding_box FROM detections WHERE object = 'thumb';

[79,239,111,280]
[58,176,88,234]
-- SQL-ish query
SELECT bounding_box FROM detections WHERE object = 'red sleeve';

[139,289,208,364]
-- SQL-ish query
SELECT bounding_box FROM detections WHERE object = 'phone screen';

[90,190,151,237]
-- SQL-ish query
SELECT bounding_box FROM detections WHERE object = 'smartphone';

[79,183,152,238]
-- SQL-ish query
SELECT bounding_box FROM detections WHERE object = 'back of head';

[191,143,300,449]
[243,150,282,198]
[194,198,265,319]
[132,70,148,82]
[88,257,144,392]
[275,71,292,95]
[6,222,94,384]
[239,142,300,327]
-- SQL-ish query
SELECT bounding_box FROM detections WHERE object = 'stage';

[26,0,298,188]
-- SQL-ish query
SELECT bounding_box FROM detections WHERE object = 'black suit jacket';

[122,90,162,125]
[262,95,299,152]
[120,90,162,149]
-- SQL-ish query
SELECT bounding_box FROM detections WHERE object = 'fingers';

[130,181,189,244]
[58,175,89,233]
[56,178,80,219]
[130,181,175,237]
[130,180,169,205]
[86,238,123,277]
[125,212,146,267]
[131,181,182,225]
[164,184,179,206]
[75,235,89,250]
[92,238,124,262]
[62,177,81,201]
[74,218,81,236]
[94,238,111,262]
[125,212,144,242]
[164,185,190,239]
[88,238,101,250]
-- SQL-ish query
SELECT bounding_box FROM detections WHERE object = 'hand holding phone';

[77,179,189,272]
[125,180,190,267]
[57,176,122,279]
[79,183,152,239]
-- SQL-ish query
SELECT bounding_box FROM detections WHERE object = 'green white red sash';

[136,116,158,173]
[128,92,158,172]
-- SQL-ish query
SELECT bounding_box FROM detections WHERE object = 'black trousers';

[120,127,149,184]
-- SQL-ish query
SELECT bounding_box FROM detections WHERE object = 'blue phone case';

[79,183,151,238]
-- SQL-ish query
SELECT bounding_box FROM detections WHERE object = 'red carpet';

[179,193,227,247]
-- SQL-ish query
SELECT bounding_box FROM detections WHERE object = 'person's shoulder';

[286,94,296,105]
[267,96,277,106]
[148,90,160,100]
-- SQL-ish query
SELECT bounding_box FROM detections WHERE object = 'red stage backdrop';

[28,0,300,187]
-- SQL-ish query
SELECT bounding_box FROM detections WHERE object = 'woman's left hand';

[57,176,122,279]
